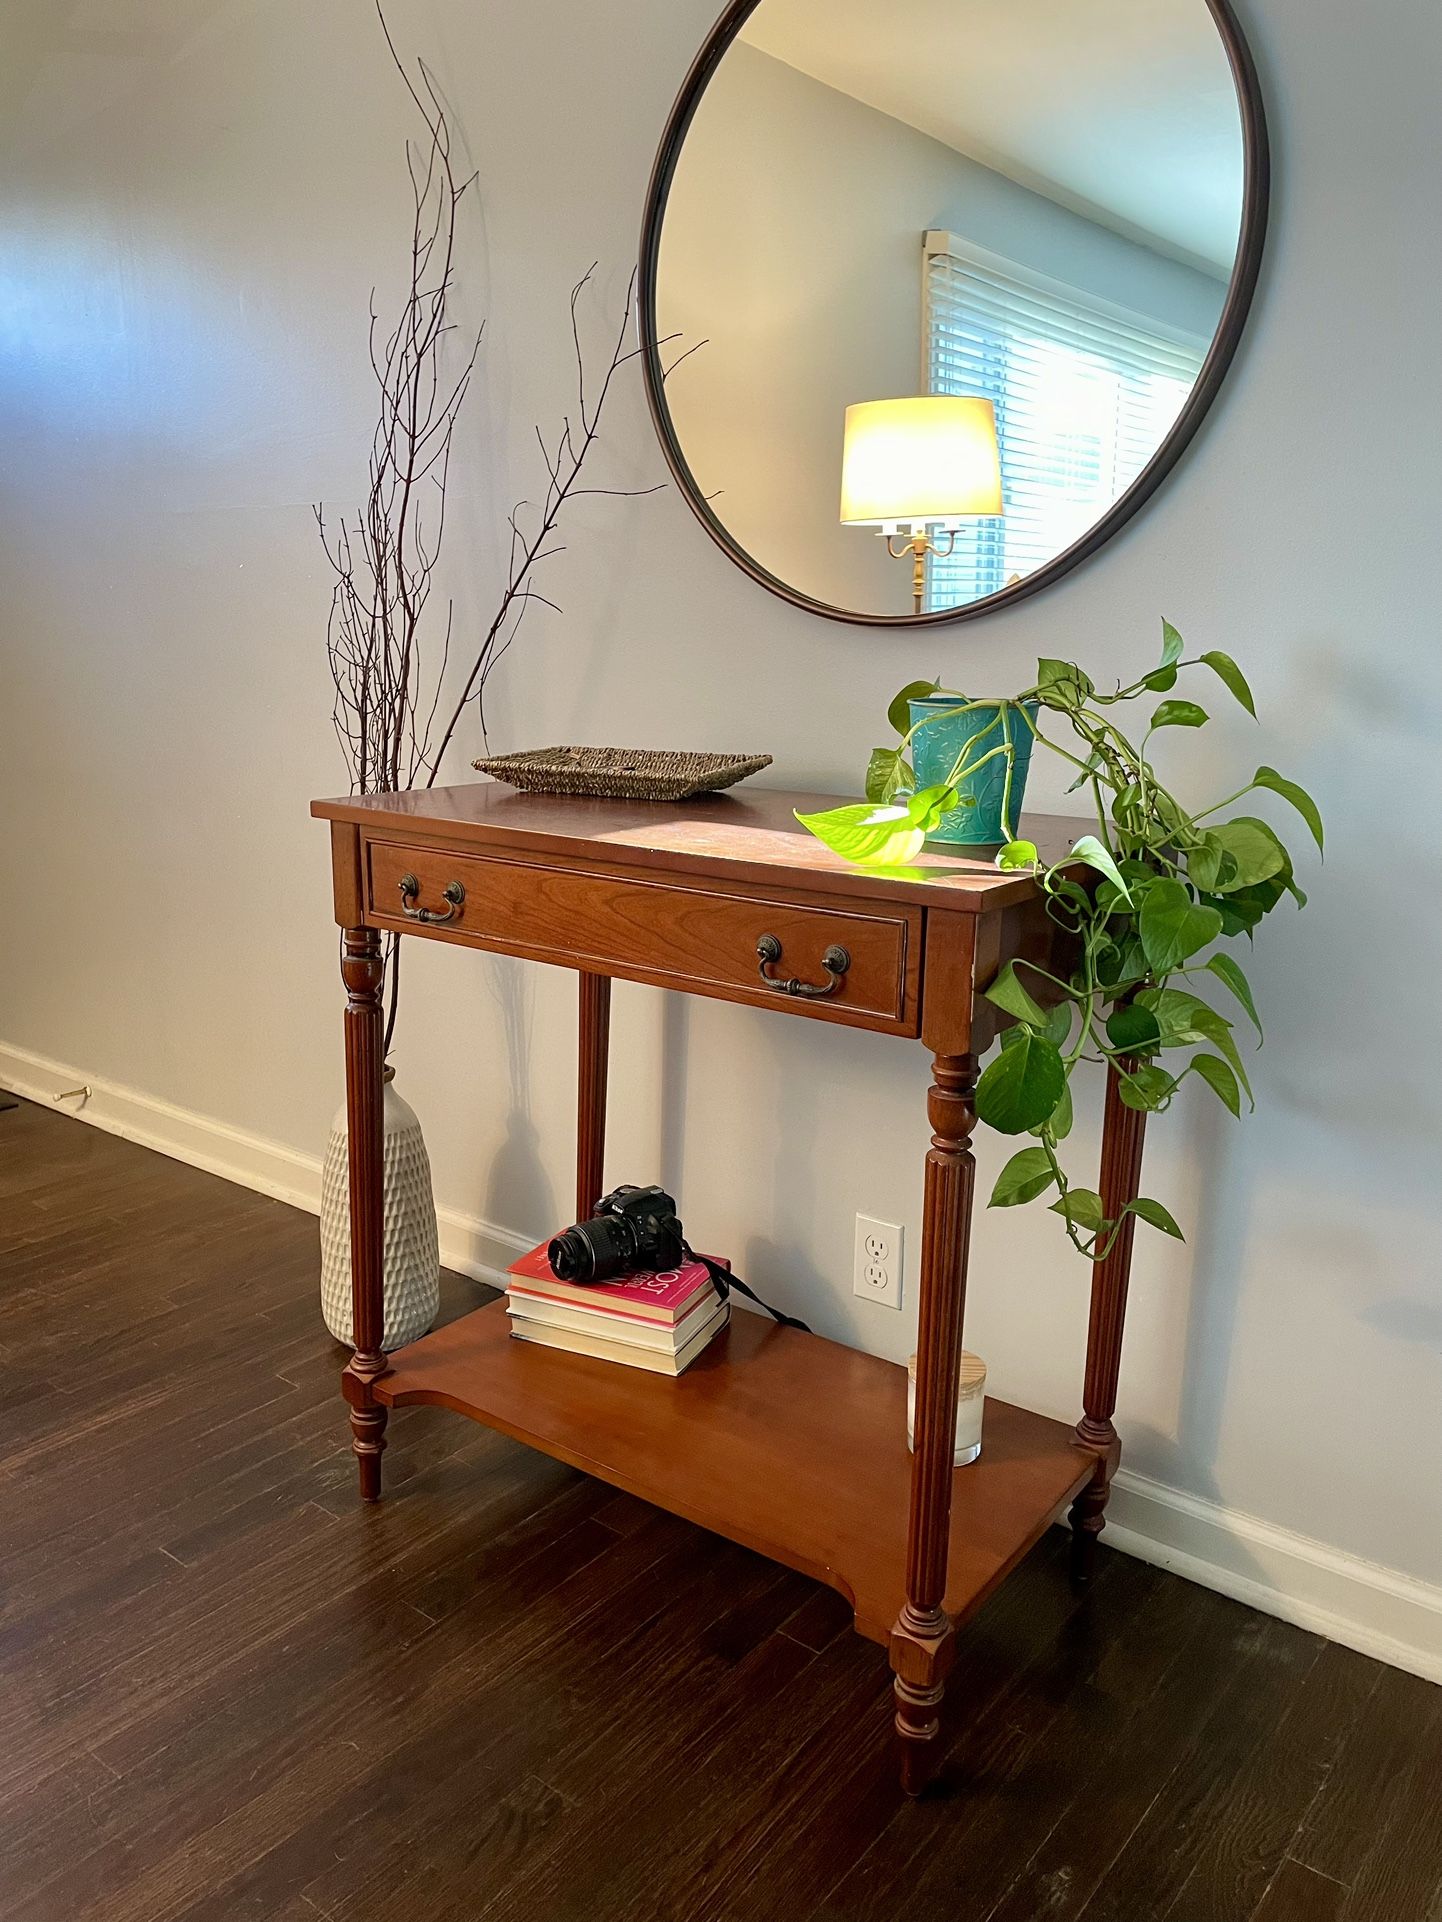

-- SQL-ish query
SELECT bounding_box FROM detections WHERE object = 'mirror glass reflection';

[653,0,1247,619]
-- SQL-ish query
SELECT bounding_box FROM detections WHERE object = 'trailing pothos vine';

[796,623,1323,1259]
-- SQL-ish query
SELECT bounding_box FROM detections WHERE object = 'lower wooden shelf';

[377,1300,1092,1643]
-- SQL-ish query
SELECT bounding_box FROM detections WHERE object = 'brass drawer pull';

[756,933,851,999]
[398,873,465,925]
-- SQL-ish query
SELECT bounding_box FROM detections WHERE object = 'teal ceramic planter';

[908,695,1038,846]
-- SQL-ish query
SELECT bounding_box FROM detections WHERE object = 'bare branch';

[315,3,484,1044]
[319,18,670,1047]
[425,267,663,773]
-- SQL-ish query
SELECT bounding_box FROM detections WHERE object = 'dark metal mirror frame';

[637,0,1270,630]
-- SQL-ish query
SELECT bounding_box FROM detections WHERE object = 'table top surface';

[313,781,1090,914]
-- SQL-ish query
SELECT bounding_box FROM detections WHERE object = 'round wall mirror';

[639,0,1268,627]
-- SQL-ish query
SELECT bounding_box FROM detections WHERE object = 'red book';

[505,1240,726,1327]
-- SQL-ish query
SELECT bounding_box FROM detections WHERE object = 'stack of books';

[504,1241,729,1376]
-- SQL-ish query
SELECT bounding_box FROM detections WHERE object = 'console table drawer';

[365,838,919,1032]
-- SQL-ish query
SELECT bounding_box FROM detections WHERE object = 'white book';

[507,1287,720,1353]
[509,1298,729,1376]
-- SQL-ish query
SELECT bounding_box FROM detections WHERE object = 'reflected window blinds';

[923,232,1205,608]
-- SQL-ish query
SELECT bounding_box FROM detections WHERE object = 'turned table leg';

[576,970,611,1220]
[891,1050,979,1795]
[339,927,389,1502]
[1070,1058,1148,1584]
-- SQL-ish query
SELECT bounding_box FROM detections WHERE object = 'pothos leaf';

[1098,935,1149,991]
[1036,659,1094,708]
[1205,817,1289,890]
[989,1147,1057,1208]
[1137,990,1253,1107]
[1138,878,1223,972]
[1200,882,1277,937]
[1205,952,1262,1038]
[1118,1064,1177,1111]
[1190,1052,1242,1117]
[1096,881,1136,919]
[1042,1000,1073,1048]
[864,747,909,804]
[1200,650,1257,717]
[1068,835,1132,902]
[1160,619,1185,669]
[1137,986,1228,1047]
[904,784,959,831]
[793,802,925,868]
[996,839,1039,871]
[1150,699,1209,730]
[1050,1187,1104,1231]
[1106,1002,1163,1054]
[1187,1006,1255,1108]
[887,679,940,736]
[1127,1196,1186,1239]
[1034,1076,1074,1140]
[1187,832,1236,893]
[1253,766,1324,853]
[984,962,1048,1027]
[975,1032,1067,1134]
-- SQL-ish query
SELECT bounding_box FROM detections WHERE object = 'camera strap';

[682,1243,811,1334]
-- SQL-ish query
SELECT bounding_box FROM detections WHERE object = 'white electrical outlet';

[853,1214,903,1309]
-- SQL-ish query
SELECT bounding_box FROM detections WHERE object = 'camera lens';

[547,1226,593,1282]
[548,1212,638,1284]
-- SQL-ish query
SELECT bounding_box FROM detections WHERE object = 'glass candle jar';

[906,1351,986,1466]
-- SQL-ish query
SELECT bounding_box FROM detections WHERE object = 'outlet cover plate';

[854,1214,903,1310]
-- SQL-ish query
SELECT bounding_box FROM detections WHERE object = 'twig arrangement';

[316,7,664,1053]
[425,264,664,771]
[316,6,478,807]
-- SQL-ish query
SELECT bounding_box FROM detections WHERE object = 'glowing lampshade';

[840,396,1003,528]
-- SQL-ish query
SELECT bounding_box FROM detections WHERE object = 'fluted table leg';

[576,972,611,1220]
[1070,1058,1148,1583]
[339,926,388,1502]
[890,1050,979,1795]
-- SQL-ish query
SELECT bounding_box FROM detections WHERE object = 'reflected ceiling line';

[740,0,1243,273]
[741,39,1230,281]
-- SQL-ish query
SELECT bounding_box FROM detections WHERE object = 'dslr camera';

[548,1184,686,1285]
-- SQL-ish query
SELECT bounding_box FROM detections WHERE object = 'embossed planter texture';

[320,1067,440,1352]
[908,694,1038,845]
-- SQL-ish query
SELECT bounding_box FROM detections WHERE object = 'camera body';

[548,1184,686,1285]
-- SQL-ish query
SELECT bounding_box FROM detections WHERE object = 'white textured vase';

[319,1067,440,1352]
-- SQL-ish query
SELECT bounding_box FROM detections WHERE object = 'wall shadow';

[479,953,558,1242]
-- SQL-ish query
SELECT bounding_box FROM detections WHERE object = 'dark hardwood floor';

[1,1095,1438,1922]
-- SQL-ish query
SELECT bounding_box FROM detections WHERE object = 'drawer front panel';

[366,839,918,1032]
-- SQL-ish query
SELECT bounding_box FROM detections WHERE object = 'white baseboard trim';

[0,1039,527,1288]
[5,1035,1440,1686]
[1107,1470,1442,1684]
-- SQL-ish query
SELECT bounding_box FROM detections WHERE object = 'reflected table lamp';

[840,396,1003,613]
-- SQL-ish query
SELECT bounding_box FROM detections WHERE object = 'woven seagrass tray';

[473,746,772,802]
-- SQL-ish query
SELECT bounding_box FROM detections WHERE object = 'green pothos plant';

[795,624,1323,1259]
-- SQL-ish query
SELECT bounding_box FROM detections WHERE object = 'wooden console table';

[311,783,1146,1794]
